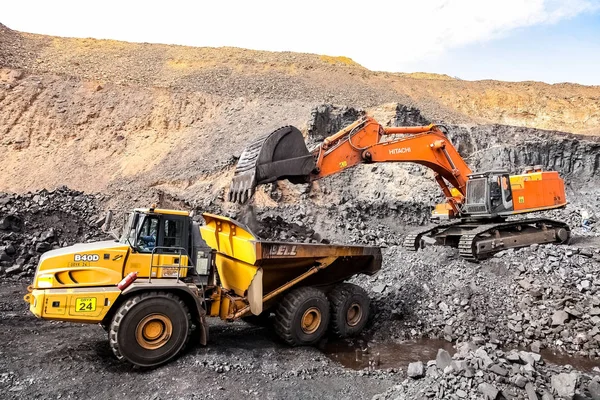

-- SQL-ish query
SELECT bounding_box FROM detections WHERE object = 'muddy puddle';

[323,338,600,372]
[323,338,455,371]
[539,349,600,373]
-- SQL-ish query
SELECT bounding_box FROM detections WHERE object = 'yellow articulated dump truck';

[24,207,381,367]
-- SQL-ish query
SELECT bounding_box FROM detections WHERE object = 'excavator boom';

[229,116,569,260]
[230,117,471,215]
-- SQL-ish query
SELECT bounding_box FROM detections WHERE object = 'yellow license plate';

[75,297,97,312]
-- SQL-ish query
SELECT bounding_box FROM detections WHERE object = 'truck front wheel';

[274,287,330,346]
[109,291,191,367]
[328,283,370,337]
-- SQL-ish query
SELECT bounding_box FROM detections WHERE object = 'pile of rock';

[379,343,600,400]
[356,241,600,359]
[0,187,105,279]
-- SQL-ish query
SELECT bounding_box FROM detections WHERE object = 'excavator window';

[490,178,502,200]
[501,176,513,202]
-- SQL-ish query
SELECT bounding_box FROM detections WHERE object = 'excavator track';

[403,222,462,251]
[457,218,571,261]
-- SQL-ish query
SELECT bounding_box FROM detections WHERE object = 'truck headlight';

[36,274,54,288]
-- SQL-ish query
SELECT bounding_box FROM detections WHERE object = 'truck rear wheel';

[328,283,370,337]
[274,286,330,346]
[109,291,191,367]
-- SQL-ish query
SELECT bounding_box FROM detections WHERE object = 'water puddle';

[323,338,600,373]
[323,338,455,370]
[540,349,600,373]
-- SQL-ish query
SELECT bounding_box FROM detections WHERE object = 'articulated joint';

[430,140,446,150]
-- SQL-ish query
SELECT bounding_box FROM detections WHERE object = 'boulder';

[407,361,424,379]
[551,373,579,399]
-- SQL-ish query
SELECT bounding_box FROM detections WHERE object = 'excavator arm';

[229,116,472,215]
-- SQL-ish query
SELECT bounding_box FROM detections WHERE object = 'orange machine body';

[309,116,566,219]
[509,170,567,213]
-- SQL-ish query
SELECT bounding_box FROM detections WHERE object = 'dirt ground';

[0,282,395,400]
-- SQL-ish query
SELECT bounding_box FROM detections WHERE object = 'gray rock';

[3,244,16,255]
[551,310,569,326]
[407,361,424,379]
[5,265,22,275]
[39,228,55,242]
[513,374,528,388]
[475,348,494,368]
[580,280,591,291]
[565,308,582,318]
[435,349,452,371]
[551,372,578,399]
[525,382,538,400]
[541,391,554,400]
[438,301,449,313]
[456,389,467,398]
[490,364,508,376]
[372,284,386,293]
[453,360,468,372]
[0,251,11,262]
[530,341,542,353]
[519,351,536,366]
[588,380,600,400]
[478,382,499,400]
[590,307,600,316]
[35,242,53,252]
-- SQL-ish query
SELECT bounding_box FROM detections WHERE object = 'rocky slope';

[1,22,600,200]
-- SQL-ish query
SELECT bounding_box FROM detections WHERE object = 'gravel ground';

[0,282,396,400]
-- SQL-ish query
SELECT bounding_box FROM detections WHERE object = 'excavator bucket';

[229,126,316,203]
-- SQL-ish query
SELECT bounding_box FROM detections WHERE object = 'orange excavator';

[229,116,570,260]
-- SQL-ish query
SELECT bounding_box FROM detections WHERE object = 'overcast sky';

[3,0,600,85]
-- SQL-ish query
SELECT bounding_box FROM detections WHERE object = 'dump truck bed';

[200,213,381,310]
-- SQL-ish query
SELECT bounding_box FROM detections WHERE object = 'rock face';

[307,104,365,142]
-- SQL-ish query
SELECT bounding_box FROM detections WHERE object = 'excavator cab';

[463,171,514,218]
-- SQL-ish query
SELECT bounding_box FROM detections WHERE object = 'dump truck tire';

[274,287,330,346]
[109,291,191,367]
[328,283,370,338]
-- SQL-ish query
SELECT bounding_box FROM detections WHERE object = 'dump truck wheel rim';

[346,303,363,327]
[136,314,172,350]
[301,307,322,334]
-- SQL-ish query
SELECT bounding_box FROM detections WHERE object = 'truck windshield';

[119,213,138,245]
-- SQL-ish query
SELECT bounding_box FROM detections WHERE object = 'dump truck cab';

[118,207,212,278]
[26,209,381,367]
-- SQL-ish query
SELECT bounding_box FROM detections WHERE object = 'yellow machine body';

[25,208,191,324]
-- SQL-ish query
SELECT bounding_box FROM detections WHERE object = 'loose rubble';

[0,187,105,279]
[357,242,600,360]
[373,341,600,400]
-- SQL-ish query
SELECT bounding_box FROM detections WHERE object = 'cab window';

[136,216,159,253]
[163,219,184,248]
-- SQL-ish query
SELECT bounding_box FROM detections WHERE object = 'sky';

[2,0,600,85]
